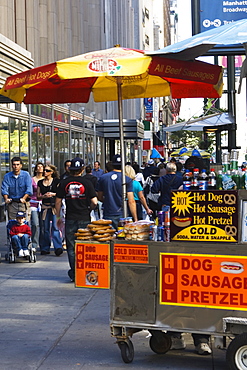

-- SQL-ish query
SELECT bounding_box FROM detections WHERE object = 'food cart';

[109,189,247,370]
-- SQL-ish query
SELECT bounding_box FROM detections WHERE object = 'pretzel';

[94,229,116,235]
[93,233,111,239]
[75,232,92,237]
[90,225,112,231]
[77,228,91,233]
[223,194,236,205]
[225,225,237,236]
[92,219,112,225]
[87,224,97,229]
[97,236,113,241]
[77,236,92,240]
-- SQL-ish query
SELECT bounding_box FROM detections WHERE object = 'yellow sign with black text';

[170,190,238,242]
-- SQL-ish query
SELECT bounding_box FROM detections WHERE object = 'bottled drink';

[183,169,191,190]
[222,170,236,190]
[216,170,223,190]
[193,168,199,179]
[232,169,240,190]
[242,168,247,190]
[198,169,208,190]
[190,169,199,190]
[241,168,246,189]
[157,211,164,226]
[208,168,217,190]
[117,218,125,239]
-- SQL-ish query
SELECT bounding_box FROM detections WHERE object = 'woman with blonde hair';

[125,165,153,220]
[37,164,63,256]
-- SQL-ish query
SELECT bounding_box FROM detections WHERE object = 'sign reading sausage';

[160,253,247,310]
[75,242,110,289]
[170,190,238,242]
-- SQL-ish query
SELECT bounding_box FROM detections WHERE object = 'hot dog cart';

[109,189,247,370]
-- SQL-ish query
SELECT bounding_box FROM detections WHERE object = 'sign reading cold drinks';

[170,190,238,242]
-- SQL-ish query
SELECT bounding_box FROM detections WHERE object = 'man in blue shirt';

[2,157,32,220]
[92,161,104,180]
[97,155,137,229]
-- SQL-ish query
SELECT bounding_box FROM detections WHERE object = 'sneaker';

[195,343,212,355]
[18,249,24,257]
[68,269,75,282]
[55,248,63,256]
[23,249,29,257]
[170,336,186,350]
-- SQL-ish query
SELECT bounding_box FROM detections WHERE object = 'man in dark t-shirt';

[55,157,97,282]
[97,154,137,229]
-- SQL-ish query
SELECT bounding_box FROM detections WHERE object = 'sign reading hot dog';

[160,253,247,310]
[75,242,110,289]
[170,190,238,242]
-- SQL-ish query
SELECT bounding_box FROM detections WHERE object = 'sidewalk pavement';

[0,221,226,370]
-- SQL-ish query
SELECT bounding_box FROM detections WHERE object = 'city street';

[0,221,228,370]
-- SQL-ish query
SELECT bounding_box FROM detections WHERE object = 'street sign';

[199,0,247,32]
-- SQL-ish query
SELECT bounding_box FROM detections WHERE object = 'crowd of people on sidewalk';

[1,154,211,356]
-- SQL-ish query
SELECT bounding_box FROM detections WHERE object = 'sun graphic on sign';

[171,191,195,216]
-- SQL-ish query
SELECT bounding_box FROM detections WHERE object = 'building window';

[145,7,149,19]
[145,34,150,45]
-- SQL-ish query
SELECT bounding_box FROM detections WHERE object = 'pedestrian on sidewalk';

[30,162,44,251]
[55,157,97,282]
[97,154,138,229]
[9,211,31,257]
[37,164,63,256]
[1,156,32,221]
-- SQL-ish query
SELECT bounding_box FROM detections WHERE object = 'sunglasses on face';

[44,169,52,172]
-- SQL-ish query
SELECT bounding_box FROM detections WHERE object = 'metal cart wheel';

[226,333,247,370]
[118,338,134,363]
[149,332,172,354]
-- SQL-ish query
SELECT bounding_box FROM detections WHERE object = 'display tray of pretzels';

[75,219,116,242]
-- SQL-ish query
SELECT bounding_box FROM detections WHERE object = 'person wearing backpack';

[150,162,183,212]
[143,167,161,219]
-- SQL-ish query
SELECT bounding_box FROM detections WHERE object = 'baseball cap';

[16,211,26,218]
[148,159,154,165]
[112,154,121,166]
[69,157,85,170]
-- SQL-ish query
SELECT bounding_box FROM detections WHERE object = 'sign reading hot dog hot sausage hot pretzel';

[170,190,238,242]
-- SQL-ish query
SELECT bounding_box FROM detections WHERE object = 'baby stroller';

[5,218,37,263]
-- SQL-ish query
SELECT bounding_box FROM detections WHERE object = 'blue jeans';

[103,215,122,230]
[31,209,42,249]
[11,234,29,251]
[40,208,62,252]
[65,219,89,276]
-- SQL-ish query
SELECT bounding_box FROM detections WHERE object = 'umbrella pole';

[117,77,128,218]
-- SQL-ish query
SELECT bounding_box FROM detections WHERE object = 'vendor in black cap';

[56,157,98,282]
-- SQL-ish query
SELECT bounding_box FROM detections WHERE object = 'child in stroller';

[8,211,32,258]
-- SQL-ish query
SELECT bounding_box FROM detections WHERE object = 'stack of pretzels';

[89,220,116,241]
[75,219,116,242]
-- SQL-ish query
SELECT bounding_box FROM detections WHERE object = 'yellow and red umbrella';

[0,46,223,216]
[0,46,223,104]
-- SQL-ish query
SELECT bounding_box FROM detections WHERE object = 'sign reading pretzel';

[160,253,247,310]
[75,242,110,289]
[170,190,238,242]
